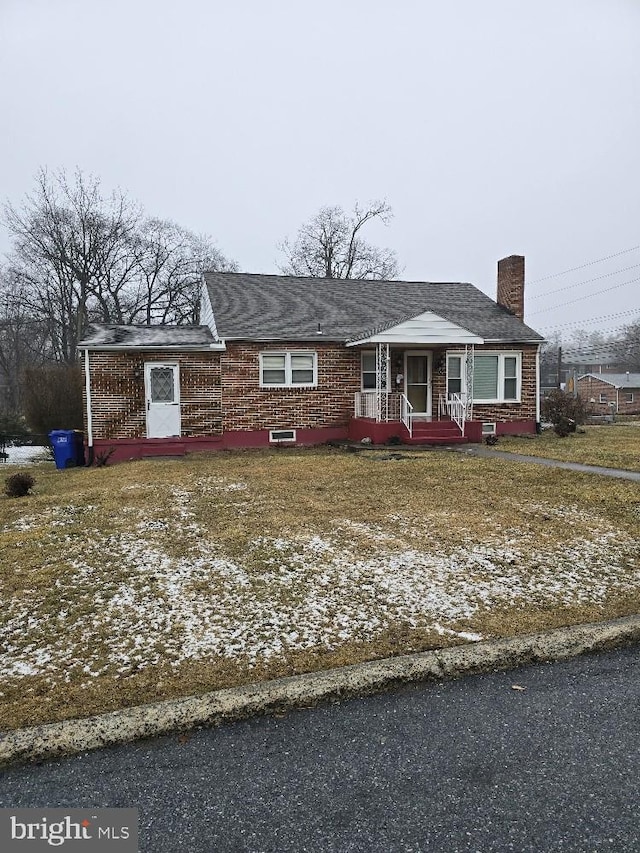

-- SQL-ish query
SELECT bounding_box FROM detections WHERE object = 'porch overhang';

[346,311,484,347]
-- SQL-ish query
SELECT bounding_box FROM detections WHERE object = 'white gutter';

[84,348,94,449]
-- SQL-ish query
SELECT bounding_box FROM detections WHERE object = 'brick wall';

[430,343,538,422]
[84,350,222,440]
[577,375,640,415]
[85,341,539,442]
[221,342,360,431]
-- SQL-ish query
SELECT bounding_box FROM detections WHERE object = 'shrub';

[94,447,115,467]
[541,390,587,430]
[0,413,31,447]
[4,472,35,498]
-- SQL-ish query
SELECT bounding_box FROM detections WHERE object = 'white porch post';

[465,345,474,421]
[375,342,390,422]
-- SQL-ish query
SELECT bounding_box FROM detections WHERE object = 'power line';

[538,308,640,331]
[528,263,640,300]
[528,276,640,317]
[526,244,640,287]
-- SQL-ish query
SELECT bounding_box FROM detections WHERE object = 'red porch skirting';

[89,419,537,463]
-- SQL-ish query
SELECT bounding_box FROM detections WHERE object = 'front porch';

[351,391,476,445]
[348,341,477,445]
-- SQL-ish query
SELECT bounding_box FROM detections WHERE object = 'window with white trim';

[447,351,522,403]
[599,393,607,403]
[361,351,377,390]
[625,392,634,403]
[446,355,462,397]
[260,351,317,388]
[473,354,521,402]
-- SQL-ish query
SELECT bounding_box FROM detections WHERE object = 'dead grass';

[497,424,640,471]
[1,446,640,731]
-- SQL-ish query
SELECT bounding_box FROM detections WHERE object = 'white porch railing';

[438,392,466,435]
[400,394,413,438]
[354,391,403,421]
[448,392,466,434]
[354,391,414,436]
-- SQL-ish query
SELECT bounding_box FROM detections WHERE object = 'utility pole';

[557,347,562,389]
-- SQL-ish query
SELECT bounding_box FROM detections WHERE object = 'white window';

[599,393,607,403]
[473,353,521,403]
[447,351,522,403]
[446,355,463,397]
[361,351,377,390]
[260,352,317,388]
[625,392,634,403]
[360,350,390,390]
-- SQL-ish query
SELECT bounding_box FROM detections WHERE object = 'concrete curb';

[2,614,640,768]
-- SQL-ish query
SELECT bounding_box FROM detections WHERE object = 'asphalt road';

[1,645,639,853]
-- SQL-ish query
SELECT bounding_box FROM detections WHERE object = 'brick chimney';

[497,255,525,321]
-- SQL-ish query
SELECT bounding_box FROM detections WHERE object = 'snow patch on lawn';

[1,502,639,689]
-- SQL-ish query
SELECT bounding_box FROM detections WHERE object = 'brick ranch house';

[77,255,544,462]
[577,372,640,416]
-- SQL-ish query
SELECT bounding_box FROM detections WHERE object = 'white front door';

[145,363,181,438]
[405,352,432,416]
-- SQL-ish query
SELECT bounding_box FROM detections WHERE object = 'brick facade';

[221,342,360,432]
[577,375,640,415]
[85,350,222,440]
[84,341,539,447]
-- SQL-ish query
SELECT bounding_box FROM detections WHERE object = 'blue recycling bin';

[49,430,85,469]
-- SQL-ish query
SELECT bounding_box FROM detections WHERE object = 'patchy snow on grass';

[2,490,640,693]
[1,444,51,466]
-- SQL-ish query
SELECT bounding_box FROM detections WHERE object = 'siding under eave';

[347,311,484,346]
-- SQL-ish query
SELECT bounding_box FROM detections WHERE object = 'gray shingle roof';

[204,272,543,343]
[78,324,215,348]
[579,372,640,388]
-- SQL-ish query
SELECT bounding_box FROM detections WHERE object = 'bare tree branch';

[278,200,399,280]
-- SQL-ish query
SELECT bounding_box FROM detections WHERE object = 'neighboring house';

[577,373,640,415]
[78,255,544,461]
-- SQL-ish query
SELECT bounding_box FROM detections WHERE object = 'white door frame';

[144,362,181,438]
[404,351,432,417]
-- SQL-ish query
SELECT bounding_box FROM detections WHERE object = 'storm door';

[405,352,432,417]
[145,363,181,438]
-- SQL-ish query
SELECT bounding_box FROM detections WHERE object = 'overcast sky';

[1,0,639,344]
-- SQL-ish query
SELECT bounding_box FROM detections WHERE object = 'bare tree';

[3,169,236,364]
[0,267,50,414]
[614,318,640,371]
[279,200,399,279]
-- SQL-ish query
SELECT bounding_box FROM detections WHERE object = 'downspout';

[84,348,95,466]
[535,344,541,431]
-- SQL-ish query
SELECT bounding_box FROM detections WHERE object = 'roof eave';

[78,343,226,352]
[346,334,485,346]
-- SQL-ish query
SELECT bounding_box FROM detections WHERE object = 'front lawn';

[1,447,639,731]
[497,424,640,471]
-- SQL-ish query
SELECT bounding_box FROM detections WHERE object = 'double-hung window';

[446,355,463,397]
[473,353,521,402]
[260,352,317,388]
[361,351,377,390]
[447,351,521,403]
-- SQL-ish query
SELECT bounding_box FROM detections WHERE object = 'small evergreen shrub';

[4,472,35,498]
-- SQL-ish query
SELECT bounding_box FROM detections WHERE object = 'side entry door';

[145,363,181,438]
